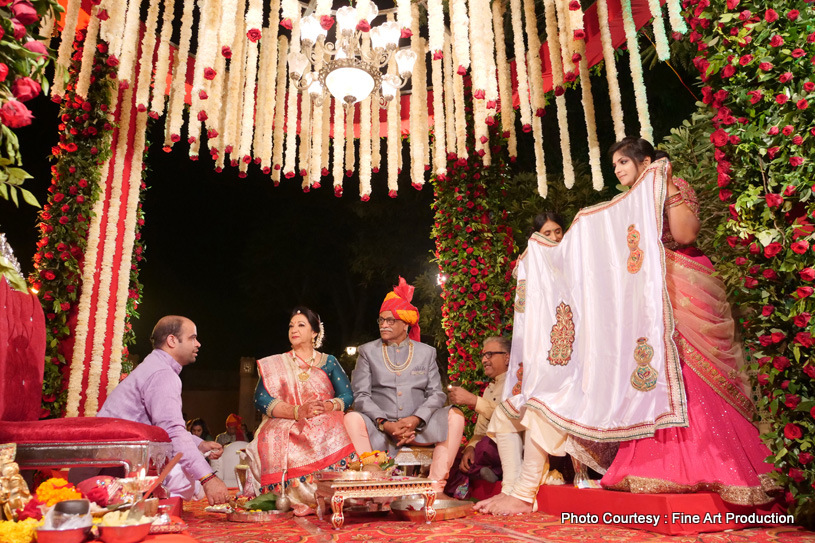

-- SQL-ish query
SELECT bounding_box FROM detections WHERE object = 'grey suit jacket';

[350,338,450,455]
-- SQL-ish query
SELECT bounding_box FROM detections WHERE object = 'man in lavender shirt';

[97,316,230,504]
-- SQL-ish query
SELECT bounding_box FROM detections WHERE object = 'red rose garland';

[683,0,815,521]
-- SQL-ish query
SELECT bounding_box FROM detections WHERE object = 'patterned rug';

[181,499,815,543]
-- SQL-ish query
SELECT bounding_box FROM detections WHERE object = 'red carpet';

[181,498,815,543]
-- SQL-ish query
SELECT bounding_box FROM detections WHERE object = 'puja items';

[36,498,94,543]
[347,451,395,476]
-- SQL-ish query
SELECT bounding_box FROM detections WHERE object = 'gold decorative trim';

[630,337,658,392]
[511,362,523,396]
[676,334,755,420]
[266,398,282,418]
[514,279,527,313]
[626,224,644,274]
[604,474,779,506]
[547,302,575,366]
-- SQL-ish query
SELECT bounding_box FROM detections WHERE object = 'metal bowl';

[97,522,153,543]
[390,498,473,522]
[53,499,91,515]
[36,526,91,543]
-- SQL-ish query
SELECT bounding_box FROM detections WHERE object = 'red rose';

[280,18,292,29]
[800,452,814,465]
[765,193,783,207]
[11,18,25,40]
[221,46,232,58]
[779,72,793,83]
[792,240,810,254]
[197,110,208,121]
[246,28,261,42]
[763,269,778,280]
[792,135,803,145]
[767,146,780,158]
[776,94,788,104]
[24,39,47,58]
[59,301,70,311]
[759,62,773,71]
[744,277,759,288]
[748,90,762,104]
[11,0,38,25]
[769,35,784,47]
[768,126,779,135]
[786,394,801,409]
[765,8,779,21]
[795,332,814,347]
[764,242,783,257]
[710,128,729,147]
[762,305,774,316]
[721,64,736,78]
[801,268,815,281]
[805,82,815,92]
[0,99,33,128]
[797,99,809,110]
[789,469,805,483]
[792,49,806,58]
[794,313,812,327]
[790,156,804,167]
[11,77,41,102]
[569,0,580,9]
[784,423,803,440]
[320,15,334,30]
[797,286,814,299]
[739,54,753,65]
[788,9,800,20]
[356,20,370,32]
[772,332,786,343]
[0,63,7,83]
[204,67,216,80]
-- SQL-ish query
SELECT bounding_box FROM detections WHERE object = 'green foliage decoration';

[681,0,815,524]
[0,0,61,207]
[429,99,516,433]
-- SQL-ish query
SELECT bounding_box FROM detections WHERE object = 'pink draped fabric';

[0,278,45,421]
[254,354,355,486]
[602,251,778,505]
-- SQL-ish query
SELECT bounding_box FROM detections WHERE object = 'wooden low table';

[315,475,436,529]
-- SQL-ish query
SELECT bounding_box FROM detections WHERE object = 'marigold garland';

[271,35,289,182]
[645,0,670,60]
[508,0,531,130]
[0,519,38,543]
[492,0,516,158]
[450,0,470,72]
[134,0,162,111]
[166,0,195,144]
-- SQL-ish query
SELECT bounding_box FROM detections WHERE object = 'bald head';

[151,316,200,365]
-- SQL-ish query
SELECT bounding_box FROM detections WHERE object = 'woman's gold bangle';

[293,405,299,421]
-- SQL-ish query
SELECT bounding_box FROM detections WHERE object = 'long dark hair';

[608,137,656,164]
[532,211,566,237]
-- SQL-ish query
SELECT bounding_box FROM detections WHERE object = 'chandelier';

[286,5,417,107]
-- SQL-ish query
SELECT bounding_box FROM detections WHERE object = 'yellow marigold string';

[0,518,38,543]
[35,478,84,506]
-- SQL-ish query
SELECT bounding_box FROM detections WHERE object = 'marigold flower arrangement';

[0,518,38,543]
[35,478,84,507]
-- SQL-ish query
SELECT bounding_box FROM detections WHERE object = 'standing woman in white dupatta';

[600,138,778,505]
[244,307,357,516]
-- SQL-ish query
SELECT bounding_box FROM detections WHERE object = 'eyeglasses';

[482,351,508,359]
[377,317,400,326]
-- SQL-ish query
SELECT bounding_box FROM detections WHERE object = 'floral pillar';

[31,29,147,418]
[431,93,516,422]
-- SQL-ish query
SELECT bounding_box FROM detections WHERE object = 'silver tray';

[226,509,294,523]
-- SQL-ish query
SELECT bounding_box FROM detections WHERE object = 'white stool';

[211,440,249,488]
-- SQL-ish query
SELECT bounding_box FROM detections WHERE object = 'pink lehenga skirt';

[601,250,780,506]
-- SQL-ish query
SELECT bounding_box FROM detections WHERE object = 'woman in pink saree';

[600,138,778,506]
[245,307,356,515]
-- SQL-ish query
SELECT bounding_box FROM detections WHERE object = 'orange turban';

[380,277,421,341]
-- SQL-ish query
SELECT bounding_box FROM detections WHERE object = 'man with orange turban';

[345,277,465,494]
[216,413,246,446]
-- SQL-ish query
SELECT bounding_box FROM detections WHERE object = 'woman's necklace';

[382,342,413,374]
[292,351,316,382]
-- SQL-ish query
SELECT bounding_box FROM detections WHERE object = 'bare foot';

[473,493,503,512]
[484,494,533,516]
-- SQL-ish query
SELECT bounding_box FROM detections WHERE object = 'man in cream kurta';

[344,277,465,493]
[445,336,509,497]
